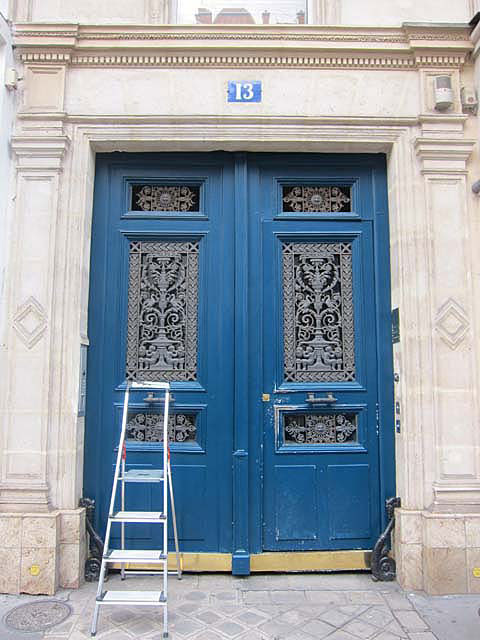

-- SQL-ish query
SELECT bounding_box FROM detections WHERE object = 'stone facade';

[1,0,480,594]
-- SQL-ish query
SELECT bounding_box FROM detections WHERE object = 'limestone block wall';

[0,510,86,594]
[0,19,480,593]
[393,15,480,596]
[0,6,16,455]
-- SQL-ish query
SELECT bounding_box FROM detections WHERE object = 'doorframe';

[372,162,396,533]
[65,119,407,572]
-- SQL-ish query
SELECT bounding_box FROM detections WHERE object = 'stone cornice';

[415,137,476,174]
[11,134,70,170]
[13,23,472,70]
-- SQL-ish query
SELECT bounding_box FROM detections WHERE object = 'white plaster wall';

[65,68,420,119]
[340,0,471,26]
[0,0,9,19]
[0,16,16,394]
[16,0,147,23]
[12,0,476,25]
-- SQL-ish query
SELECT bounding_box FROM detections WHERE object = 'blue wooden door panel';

[252,155,391,552]
[327,464,371,540]
[85,153,235,554]
[274,465,318,542]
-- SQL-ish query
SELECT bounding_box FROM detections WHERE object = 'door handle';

[143,392,175,404]
[306,392,337,404]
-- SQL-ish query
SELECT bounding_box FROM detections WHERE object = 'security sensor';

[434,75,453,111]
[461,86,478,115]
[4,68,17,90]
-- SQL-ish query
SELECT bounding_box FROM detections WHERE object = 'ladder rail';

[168,454,182,578]
[162,389,169,637]
[108,384,130,519]
[91,381,177,639]
[121,450,126,580]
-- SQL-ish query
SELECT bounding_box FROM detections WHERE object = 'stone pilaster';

[396,135,478,593]
[414,136,477,507]
[0,132,87,593]
[0,134,69,512]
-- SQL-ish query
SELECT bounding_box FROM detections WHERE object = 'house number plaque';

[227,81,262,103]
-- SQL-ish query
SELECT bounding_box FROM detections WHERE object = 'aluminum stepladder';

[91,381,181,638]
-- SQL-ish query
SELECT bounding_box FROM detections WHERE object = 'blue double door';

[85,152,394,566]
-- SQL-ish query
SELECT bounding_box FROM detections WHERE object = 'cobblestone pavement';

[0,572,478,640]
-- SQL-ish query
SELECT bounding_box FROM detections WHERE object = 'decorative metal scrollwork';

[283,186,351,213]
[284,412,357,444]
[126,412,197,443]
[79,497,104,582]
[371,497,401,582]
[132,185,200,212]
[283,241,355,382]
[126,241,199,382]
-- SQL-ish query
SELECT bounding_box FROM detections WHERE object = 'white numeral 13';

[234,82,254,100]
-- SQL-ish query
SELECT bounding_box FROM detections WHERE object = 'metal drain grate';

[4,600,72,632]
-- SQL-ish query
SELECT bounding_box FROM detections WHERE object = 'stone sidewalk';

[0,572,479,640]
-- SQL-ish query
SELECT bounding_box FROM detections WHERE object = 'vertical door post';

[232,153,250,574]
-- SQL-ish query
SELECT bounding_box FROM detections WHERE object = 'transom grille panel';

[282,185,351,213]
[131,185,200,212]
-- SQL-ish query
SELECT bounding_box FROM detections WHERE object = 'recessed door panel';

[274,465,318,541]
[327,464,371,540]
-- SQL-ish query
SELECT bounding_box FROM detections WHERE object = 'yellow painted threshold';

[112,550,371,573]
[250,550,371,572]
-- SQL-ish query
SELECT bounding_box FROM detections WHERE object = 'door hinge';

[375,403,380,437]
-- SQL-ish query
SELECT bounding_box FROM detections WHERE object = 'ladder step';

[130,381,170,390]
[121,469,164,483]
[97,590,166,605]
[110,511,166,523]
[104,550,167,563]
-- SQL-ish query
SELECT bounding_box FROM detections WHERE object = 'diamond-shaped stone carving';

[434,298,469,350]
[12,296,47,349]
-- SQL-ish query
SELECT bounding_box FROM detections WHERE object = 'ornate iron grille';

[284,412,357,444]
[131,185,200,212]
[283,241,355,382]
[282,186,351,213]
[126,412,197,443]
[126,240,199,382]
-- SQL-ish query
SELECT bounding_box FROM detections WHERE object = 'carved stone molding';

[13,23,472,70]
[19,52,71,63]
[415,137,476,174]
[14,23,471,44]
[432,484,480,506]
[17,51,469,71]
[0,482,51,512]
[11,135,70,170]
[434,298,469,350]
[69,53,416,69]
[12,296,47,348]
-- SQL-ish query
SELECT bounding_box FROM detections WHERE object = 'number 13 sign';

[227,81,262,103]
